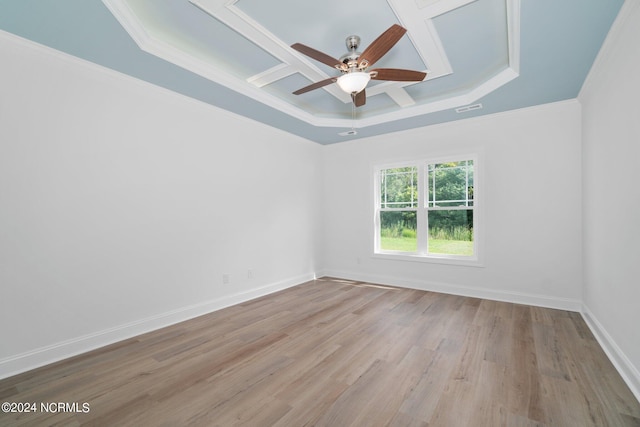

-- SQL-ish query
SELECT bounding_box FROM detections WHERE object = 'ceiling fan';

[291,24,426,107]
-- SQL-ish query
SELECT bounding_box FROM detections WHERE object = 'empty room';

[1,0,639,425]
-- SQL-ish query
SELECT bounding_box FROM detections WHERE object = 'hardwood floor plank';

[1,277,638,426]
[428,377,478,427]
[314,359,399,427]
[386,411,429,427]
[532,322,573,381]
[507,305,545,423]
[397,346,455,423]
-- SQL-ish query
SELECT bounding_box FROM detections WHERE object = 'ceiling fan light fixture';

[336,72,370,94]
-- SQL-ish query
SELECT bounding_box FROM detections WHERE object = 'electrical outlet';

[247,269,254,279]
[222,274,230,284]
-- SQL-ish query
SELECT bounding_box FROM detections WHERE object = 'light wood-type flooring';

[1,277,639,426]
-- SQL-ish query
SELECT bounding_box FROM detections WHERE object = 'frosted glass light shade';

[336,72,370,94]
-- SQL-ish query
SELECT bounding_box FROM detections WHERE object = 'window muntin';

[376,157,476,261]
[380,167,418,209]
[428,160,474,208]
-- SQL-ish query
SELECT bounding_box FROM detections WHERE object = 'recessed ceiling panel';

[235,0,425,71]
[126,0,280,78]
[407,0,510,102]
[433,0,508,81]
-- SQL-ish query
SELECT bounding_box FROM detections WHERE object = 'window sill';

[372,251,484,268]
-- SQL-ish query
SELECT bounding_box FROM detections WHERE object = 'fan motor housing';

[340,35,362,68]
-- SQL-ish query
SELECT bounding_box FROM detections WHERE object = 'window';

[374,156,478,263]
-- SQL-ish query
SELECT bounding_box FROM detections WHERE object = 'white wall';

[579,0,640,399]
[321,101,583,309]
[0,33,321,377]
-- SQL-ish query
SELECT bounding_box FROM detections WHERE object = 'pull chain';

[351,99,356,133]
[339,94,358,137]
[348,94,357,135]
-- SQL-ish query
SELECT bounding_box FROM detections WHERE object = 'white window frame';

[372,154,483,267]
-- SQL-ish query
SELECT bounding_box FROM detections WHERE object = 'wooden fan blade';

[352,89,366,107]
[358,24,407,68]
[291,43,342,69]
[371,68,426,82]
[293,77,337,95]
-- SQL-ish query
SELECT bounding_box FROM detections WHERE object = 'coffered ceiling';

[0,0,624,143]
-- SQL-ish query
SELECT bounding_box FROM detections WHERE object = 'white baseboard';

[0,273,313,380]
[581,305,640,403]
[319,269,582,311]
